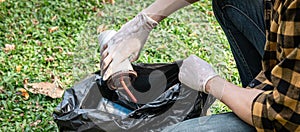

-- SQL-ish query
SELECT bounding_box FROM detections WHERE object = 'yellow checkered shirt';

[248,0,300,131]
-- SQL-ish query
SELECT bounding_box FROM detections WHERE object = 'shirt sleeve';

[250,0,300,131]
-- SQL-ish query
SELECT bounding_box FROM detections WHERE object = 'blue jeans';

[162,113,256,132]
[163,0,265,131]
[213,0,266,87]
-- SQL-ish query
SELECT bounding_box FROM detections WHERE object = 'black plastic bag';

[53,62,216,132]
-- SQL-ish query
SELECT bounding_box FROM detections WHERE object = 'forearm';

[206,76,264,125]
[142,0,199,22]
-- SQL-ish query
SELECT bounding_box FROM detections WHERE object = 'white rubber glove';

[100,13,158,80]
[179,55,218,93]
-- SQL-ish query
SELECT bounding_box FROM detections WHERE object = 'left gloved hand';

[178,55,218,93]
[99,13,158,80]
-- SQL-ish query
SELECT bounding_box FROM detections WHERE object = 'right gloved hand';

[179,55,218,93]
[100,13,158,81]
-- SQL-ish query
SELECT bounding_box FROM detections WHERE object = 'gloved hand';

[100,13,158,80]
[179,55,218,93]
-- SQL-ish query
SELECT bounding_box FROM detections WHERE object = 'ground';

[0,0,238,131]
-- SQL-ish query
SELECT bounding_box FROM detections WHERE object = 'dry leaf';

[25,82,64,98]
[3,44,15,53]
[23,78,29,85]
[54,46,63,52]
[0,86,4,93]
[0,0,5,3]
[189,32,198,37]
[35,40,42,46]
[97,11,104,17]
[97,24,107,34]
[35,102,42,109]
[51,15,57,21]
[49,26,59,33]
[30,120,41,127]
[206,11,214,16]
[66,52,74,56]
[17,88,29,100]
[102,0,114,4]
[45,56,55,62]
[92,7,98,12]
[109,0,115,4]
[16,65,22,72]
[31,19,39,25]
[156,45,167,51]
[23,40,28,44]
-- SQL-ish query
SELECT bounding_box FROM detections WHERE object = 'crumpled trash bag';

[53,61,216,132]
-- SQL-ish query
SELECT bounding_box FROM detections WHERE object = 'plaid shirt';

[248,0,300,131]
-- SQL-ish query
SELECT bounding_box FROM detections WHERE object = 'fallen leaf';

[30,120,41,127]
[17,88,29,100]
[35,40,42,46]
[35,102,42,109]
[206,11,214,16]
[97,11,104,17]
[51,15,57,21]
[45,56,55,62]
[0,86,4,93]
[23,78,29,85]
[189,32,198,37]
[25,82,64,98]
[23,40,28,44]
[156,45,167,51]
[102,0,114,4]
[92,7,98,12]
[16,65,22,72]
[49,26,59,33]
[66,52,74,56]
[109,0,115,4]
[54,46,63,52]
[0,0,5,3]
[3,44,15,53]
[31,19,39,25]
[97,24,107,34]
[51,72,64,89]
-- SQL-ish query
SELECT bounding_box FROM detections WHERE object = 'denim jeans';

[213,0,266,87]
[162,112,256,132]
[163,0,266,131]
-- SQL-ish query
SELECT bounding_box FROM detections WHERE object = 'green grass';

[0,0,238,131]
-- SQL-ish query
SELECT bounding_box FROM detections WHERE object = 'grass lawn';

[0,0,239,131]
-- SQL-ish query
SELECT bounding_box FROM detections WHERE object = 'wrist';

[144,13,165,23]
[205,76,226,100]
[205,76,222,93]
[137,13,158,30]
[202,74,218,93]
[205,77,215,93]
